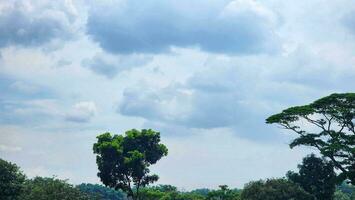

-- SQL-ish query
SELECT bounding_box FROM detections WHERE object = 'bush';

[20,176,90,200]
[241,178,314,200]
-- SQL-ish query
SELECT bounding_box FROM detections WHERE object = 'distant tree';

[337,181,355,197]
[20,176,90,200]
[266,93,355,184]
[287,154,337,200]
[93,129,168,200]
[150,184,178,193]
[334,190,351,200]
[77,183,126,200]
[0,158,26,200]
[190,188,211,197]
[207,185,241,200]
[138,185,206,200]
[240,178,314,200]
[138,185,177,200]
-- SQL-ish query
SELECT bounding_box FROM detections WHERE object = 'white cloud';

[0,0,81,49]
[82,52,153,78]
[86,0,281,54]
[65,101,97,123]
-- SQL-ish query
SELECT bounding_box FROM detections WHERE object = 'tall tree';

[287,154,337,200]
[0,158,26,200]
[93,129,168,200]
[266,93,355,184]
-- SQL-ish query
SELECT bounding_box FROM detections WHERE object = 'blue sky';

[0,0,355,190]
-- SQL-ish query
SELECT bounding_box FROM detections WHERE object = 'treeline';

[1,157,354,200]
[1,93,354,200]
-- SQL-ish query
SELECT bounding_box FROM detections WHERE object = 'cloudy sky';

[1,0,355,190]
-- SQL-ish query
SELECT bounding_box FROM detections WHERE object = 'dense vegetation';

[0,157,354,199]
[1,93,354,199]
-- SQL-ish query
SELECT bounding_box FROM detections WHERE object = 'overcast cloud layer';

[0,0,354,190]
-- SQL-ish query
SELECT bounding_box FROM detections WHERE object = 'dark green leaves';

[93,129,168,199]
[241,178,314,200]
[287,154,337,200]
[0,158,26,200]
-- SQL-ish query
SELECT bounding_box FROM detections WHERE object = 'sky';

[0,0,355,190]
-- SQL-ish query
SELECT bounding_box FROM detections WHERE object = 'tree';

[93,129,168,200]
[287,154,337,200]
[76,183,126,200]
[20,176,90,200]
[240,178,314,200]
[0,158,26,200]
[207,185,241,200]
[266,93,355,184]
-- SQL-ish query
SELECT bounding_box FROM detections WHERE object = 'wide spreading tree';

[93,129,168,200]
[287,154,337,200]
[266,93,355,184]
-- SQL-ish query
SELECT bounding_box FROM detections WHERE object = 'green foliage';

[190,188,211,196]
[20,176,90,200]
[0,158,26,200]
[334,190,351,200]
[93,129,168,200]
[206,185,241,200]
[337,182,355,198]
[266,93,355,184]
[77,183,126,200]
[138,185,206,200]
[287,154,337,200]
[240,178,314,200]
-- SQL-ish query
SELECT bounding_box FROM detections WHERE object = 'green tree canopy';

[93,129,168,200]
[240,178,314,200]
[0,158,26,200]
[266,93,355,184]
[20,176,90,200]
[287,154,337,200]
[77,183,126,200]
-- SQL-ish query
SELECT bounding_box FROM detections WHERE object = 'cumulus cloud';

[82,53,152,78]
[0,1,79,48]
[87,0,280,55]
[120,74,256,131]
[118,45,355,140]
[65,101,97,123]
